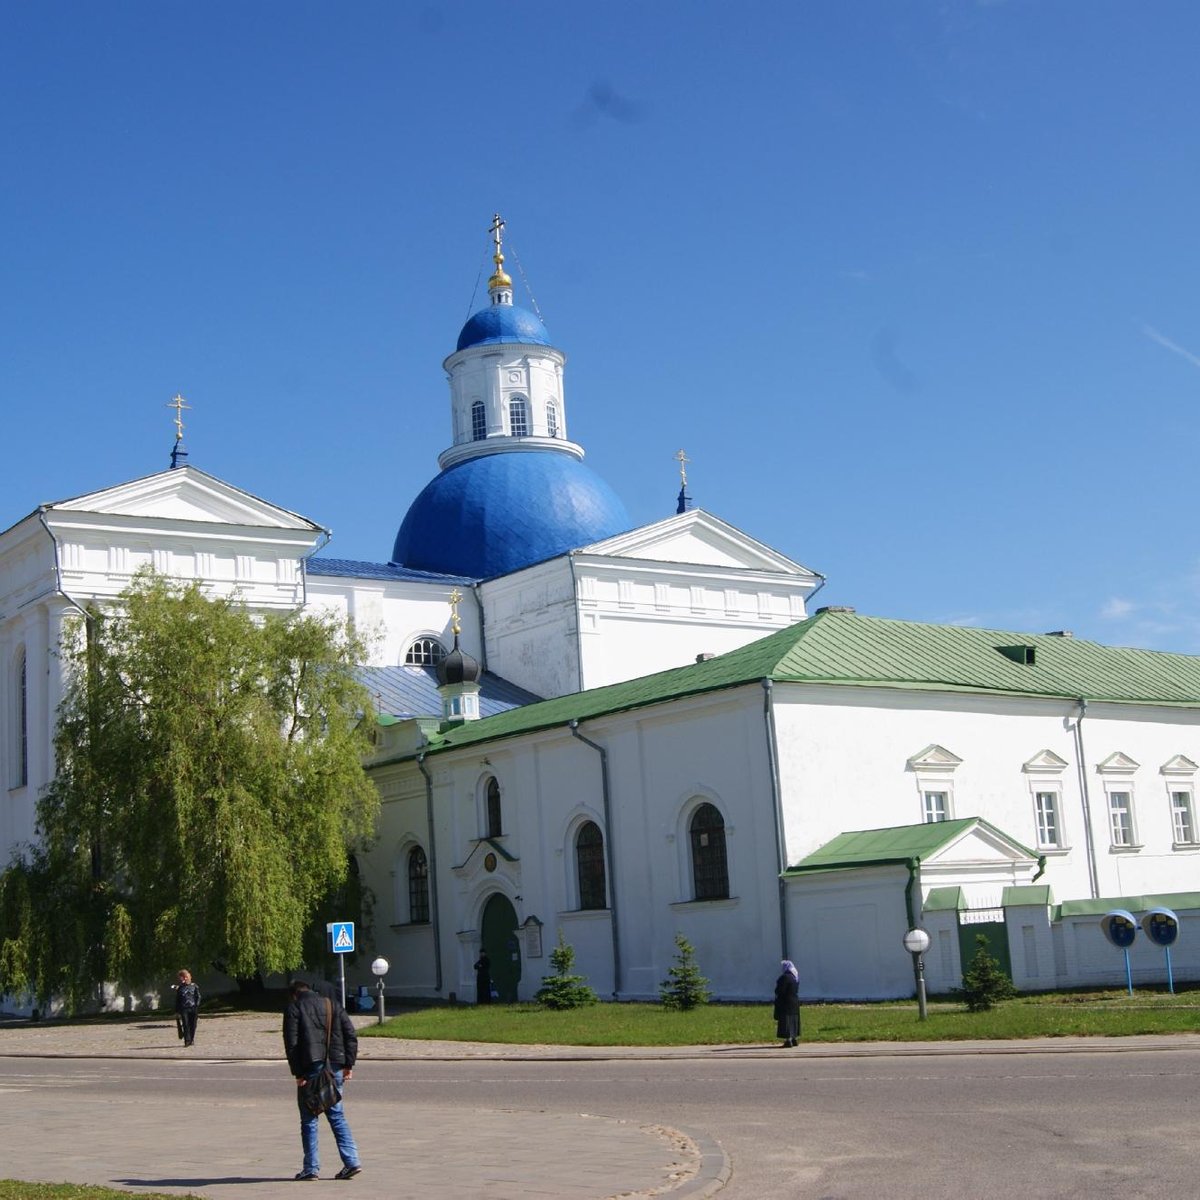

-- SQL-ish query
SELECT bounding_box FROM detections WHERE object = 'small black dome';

[437,637,482,687]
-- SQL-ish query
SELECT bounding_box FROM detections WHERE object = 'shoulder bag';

[302,998,343,1116]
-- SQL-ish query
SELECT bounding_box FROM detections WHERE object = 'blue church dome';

[456,304,551,351]
[392,452,631,579]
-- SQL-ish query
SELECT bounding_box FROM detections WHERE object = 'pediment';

[1161,754,1198,777]
[1097,751,1140,775]
[907,744,962,773]
[48,467,322,531]
[1023,749,1070,775]
[925,820,1039,868]
[579,509,819,577]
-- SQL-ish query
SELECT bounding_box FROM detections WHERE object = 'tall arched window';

[405,637,446,666]
[471,400,486,441]
[689,803,729,900]
[509,396,529,437]
[15,650,28,788]
[546,401,559,438]
[576,820,606,910]
[408,846,430,924]
[486,776,503,838]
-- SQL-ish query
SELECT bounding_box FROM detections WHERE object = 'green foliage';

[0,569,379,1011]
[534,931,598,1009]
[659,932,711,1010]
[958,934,1016,1012]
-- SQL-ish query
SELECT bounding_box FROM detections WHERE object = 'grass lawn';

[0,1187,200,1200]
[358,989,1200,1046]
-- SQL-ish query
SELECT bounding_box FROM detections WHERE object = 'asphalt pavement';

[1,1013,1196,1199]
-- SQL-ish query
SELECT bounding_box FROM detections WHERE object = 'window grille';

[1035,791,1060,846]
[486,777,502,838]
[689,803,729,900]
[576,821,606,909]
[509,396,529,437]
[405,638,446,666]
[408,846,430,924]
[471,400,486,441]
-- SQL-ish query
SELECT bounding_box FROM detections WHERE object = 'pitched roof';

[409,609,1200,756]
[358,665,540,721]
[307,557,476,584]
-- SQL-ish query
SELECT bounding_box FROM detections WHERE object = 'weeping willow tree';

[0,569,379,1012]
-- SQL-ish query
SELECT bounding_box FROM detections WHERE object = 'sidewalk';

[1,1009,1198,1061]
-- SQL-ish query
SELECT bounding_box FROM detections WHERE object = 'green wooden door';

[482,893,521,1002]
[958,920,1012,982]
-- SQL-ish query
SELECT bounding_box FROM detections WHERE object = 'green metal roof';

[784,818,981,873]
[396,610,1200,759]
[1002,885,1053,908]
[923,886,966,912]
[1056,892,1200,918]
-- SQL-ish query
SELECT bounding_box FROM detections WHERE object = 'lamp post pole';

[902,928,931,1021]
[371,957,389,1026]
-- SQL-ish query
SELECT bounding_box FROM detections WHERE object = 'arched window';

[509,396,529,437]
[471,400,486,441]
[546,401,559,438]
[408,846,430,924]
[15,650,28,788]
[405,637,446,666]
[486,776,503,838]
[689,803,729,900]
[575,821,606,909]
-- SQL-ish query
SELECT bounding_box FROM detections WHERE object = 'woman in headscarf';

[773,959,800,1048]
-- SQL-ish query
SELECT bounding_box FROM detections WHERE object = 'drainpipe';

[760,678,789,961]
[904,858,920,929]
[1071,698,1100,899]
[416,752,444,992]
[297,529,331,610]
[470,581,489,673]
[38,509,89,620]
[569,720,621,997]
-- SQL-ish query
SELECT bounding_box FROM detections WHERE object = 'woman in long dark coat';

[773,960,800,1048]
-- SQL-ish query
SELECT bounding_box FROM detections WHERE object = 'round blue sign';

[1101,909,1137,948]
[1142,908,1179,947]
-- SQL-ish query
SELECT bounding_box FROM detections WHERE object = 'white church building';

[3,219,1200,1005]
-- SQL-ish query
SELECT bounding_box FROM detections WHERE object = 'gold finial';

[167,393,191,442]
[674,448,690,488]
[487,212,512,289]
[448,588,462,637]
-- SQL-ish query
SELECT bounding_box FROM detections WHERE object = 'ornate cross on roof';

[674,448,690,488]
[488,213,505,261]
[167,393,191,442]
[448,587,462,637]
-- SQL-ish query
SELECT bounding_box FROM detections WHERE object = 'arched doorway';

[481,893,521,1002]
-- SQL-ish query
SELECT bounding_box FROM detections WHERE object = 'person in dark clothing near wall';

[283,980,363,1181]
[773,959,801,1048]
[474,949,492,1004]
[174,969,201,1047]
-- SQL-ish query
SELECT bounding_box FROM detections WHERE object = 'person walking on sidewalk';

[174,969,201,1047]
[283,980,363,1181]
[773,960,801,1048]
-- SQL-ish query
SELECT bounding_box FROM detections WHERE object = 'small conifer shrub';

[535,932,598,1010]
[958,933,1016,1012]
[659,932,711,1010]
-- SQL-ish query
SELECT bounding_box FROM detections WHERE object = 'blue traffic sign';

[329,921,355,955]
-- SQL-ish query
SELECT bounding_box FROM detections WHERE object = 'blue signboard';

[329,921,355,955]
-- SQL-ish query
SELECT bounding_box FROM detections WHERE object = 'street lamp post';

[371,957,389,1026]
[902,928,931,1021]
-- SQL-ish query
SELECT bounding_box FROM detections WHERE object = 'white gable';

[49,466,322,531]
[924,822,1038,868]
[580,509,819,577]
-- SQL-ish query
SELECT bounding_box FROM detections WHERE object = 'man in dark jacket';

[283,980,363,1181]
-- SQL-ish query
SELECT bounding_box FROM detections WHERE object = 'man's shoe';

[335,1165,363,1180]
[294,1170,319,1181]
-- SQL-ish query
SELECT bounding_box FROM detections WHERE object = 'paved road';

[2,1014,1198,1198]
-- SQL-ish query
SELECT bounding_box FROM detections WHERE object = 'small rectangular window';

[1109,791,1134,846]
[1034,791,1060,847]
[1171,790,1196,844]
[923,791,948,823]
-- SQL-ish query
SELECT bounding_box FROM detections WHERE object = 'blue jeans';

[297,1064,359,1175]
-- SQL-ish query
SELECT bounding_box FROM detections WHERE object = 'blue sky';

[3,2,1199,650]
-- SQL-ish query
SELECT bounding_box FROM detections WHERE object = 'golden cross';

[166,393,191,442]
[448,587,462,636]
[488,212,505,262]
[674,448,690,488]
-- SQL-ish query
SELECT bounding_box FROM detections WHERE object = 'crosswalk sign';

[328,921,355,954]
